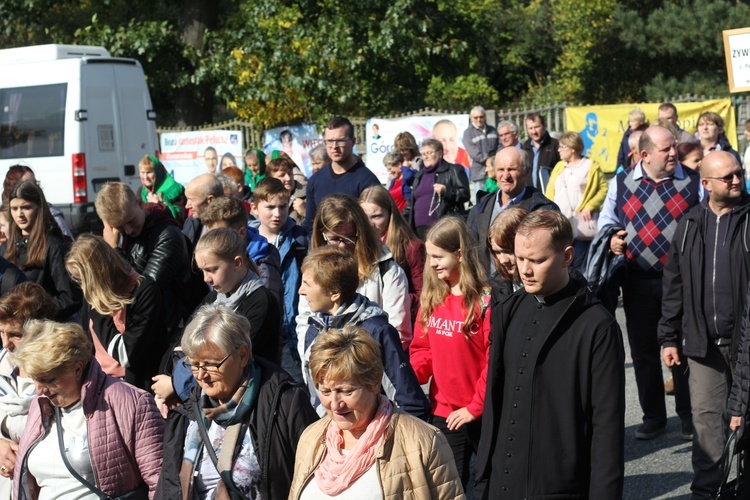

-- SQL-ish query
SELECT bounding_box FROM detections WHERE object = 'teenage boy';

[249,178,309,385]
[298,246,431,421]
[95,182,199,339]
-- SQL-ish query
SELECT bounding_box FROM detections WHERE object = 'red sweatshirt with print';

[410,293,490,419]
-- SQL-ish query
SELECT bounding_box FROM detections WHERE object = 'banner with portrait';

[160,130,244,185]
[366,114,471,184]
[263,124,322,178]
[565,99,737,173]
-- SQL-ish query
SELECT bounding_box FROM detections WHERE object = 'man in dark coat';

[522,112,560,192]
[660,151,750,499]
[467,146,558,274]
[477,210,625,499]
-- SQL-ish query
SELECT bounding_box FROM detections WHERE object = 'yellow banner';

[565,99,737,173]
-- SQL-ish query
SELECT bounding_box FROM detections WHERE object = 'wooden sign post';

[723,27,750,93]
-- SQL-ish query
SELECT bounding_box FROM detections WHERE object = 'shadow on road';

[624,472,692,500]
[625,416,692,463]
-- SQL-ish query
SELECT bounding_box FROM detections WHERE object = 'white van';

[0,44,158,233]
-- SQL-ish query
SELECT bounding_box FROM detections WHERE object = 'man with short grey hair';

[497,120,522,149]
[463,106,498,204]
[467,147,557,273]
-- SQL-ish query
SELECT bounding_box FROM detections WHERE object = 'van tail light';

[72,153,87,203]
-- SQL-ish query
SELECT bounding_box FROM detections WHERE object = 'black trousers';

[622,275,691,426]
[433,415,484,498]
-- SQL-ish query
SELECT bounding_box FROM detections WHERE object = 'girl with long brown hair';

[1,180,80,320]
[409,216,490,495]
[359,185,424,323]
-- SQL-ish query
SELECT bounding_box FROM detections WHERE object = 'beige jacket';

[288,410,466,500]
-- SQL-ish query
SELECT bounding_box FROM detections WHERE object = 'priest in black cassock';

[476,210,625,499]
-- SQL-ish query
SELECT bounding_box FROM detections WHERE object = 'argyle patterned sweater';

[615,167,701,274]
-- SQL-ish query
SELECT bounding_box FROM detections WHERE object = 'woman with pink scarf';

[289,326,465,499]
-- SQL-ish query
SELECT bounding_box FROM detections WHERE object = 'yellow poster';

[565,99,736,173]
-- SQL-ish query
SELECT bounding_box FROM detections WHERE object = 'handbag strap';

[195,414,249,500]
[55,407,108,500]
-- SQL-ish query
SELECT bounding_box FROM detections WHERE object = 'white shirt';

[27,401,97,500]
[300,462,383,500]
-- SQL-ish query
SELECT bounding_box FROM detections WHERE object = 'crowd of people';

[0,107,745,499]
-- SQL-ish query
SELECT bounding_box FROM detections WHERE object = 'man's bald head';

[495,147,529,175]
[701,151,743,208]
[701,151,739,178]
[185,173,223,219]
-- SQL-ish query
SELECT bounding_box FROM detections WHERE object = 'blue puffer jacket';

[301,294,431,422]
[249,218,308,352]
[245,224,283,307]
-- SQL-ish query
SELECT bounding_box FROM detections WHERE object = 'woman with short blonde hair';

[13,319,164,499]
[697,111,742,163]
[290,325,465,499]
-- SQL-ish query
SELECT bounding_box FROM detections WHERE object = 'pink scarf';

[314,395,393,495]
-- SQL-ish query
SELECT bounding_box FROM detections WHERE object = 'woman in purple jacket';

[13,320,164,499]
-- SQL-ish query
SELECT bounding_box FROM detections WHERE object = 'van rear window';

[0,83,66,159]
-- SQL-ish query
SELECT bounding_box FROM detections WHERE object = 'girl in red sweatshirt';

[410,216,491,494]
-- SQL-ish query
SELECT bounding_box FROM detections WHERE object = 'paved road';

[618,305,693,500]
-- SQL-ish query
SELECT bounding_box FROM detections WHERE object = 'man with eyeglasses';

[302,116,380,231]
[497,120,522,150]
[599,126,702,443]
[658,151,750,499]
[463,106,498,204]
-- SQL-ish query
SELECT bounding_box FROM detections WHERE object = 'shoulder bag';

[714,429,746,499]
[55,406,148,500]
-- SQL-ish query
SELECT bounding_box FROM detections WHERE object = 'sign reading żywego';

[723,27,750,93]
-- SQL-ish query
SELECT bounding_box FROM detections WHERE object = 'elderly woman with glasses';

[406,138,470,239]
[289,325,465,499]
[299,194,412,349]
[13,320,164,499]
[157,304,316,500]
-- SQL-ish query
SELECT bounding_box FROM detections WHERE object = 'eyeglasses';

[704,170,744,183]
[421,150,438,157]
[324,138,351,148]
[323,232,357,247]
[558,145,570,150]
[182,352,233,374]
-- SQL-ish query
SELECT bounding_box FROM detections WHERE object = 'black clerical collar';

[533,278,577,306]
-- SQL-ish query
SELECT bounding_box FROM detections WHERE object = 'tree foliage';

[0,0,748,127]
